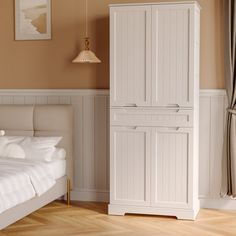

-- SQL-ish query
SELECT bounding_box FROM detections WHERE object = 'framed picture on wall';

[15,0,51,40]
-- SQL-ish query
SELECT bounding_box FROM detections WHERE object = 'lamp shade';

[72,50,101,63]
[72,37,101,64]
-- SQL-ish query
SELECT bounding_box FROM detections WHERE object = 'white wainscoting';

[0,89,234,209]
[199,89,230,209]
[0,89,110,202]
[199,89,227,199]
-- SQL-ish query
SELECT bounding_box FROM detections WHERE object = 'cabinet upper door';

[151,127,193,208]
[110,126,151,206]
[110,6,152,107]
[152,5,195,107]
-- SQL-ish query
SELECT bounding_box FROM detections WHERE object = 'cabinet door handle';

[167,127,180,131]
[126,126,138,130]
[167,104,180,108]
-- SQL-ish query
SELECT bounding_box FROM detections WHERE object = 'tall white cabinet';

[109,1,200,220]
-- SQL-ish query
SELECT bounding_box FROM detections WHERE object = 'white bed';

[0,105,73,230]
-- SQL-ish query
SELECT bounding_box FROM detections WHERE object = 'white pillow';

[23,146,55,162]
[20,137,63,162]
[0,136,63,162]
[0,136,26,156]
[0,143,25,159]
[0,136,25,159]
[0,136,62,147]
[23,146,66,162]
[0,136,26,146]
[20,136,62,148]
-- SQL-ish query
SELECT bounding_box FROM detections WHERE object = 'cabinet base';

[108,204,200,220]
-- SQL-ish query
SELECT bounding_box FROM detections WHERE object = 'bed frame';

[0,105,73,230]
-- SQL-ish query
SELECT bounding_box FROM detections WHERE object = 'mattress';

[45,159,66,180]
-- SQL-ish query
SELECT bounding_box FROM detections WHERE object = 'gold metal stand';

[67,179,71,206]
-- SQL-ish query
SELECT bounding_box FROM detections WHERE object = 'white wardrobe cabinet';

[109,2,200,220]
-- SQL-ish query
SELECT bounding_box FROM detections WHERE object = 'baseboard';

[71,190,236,212]
[71,189,109,202]
[200,198,236,210]
[71,189,236,211]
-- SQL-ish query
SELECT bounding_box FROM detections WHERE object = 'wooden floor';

[1,202,236,236]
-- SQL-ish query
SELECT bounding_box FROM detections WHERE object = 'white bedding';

[46,159,66,180]
[0,158,58,214]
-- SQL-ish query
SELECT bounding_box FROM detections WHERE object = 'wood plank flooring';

[1,201,236,236]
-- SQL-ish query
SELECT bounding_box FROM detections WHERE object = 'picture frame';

[15,0,51,40]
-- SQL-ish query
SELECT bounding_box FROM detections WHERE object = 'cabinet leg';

[108,204,125,216]
[176,213,196,221]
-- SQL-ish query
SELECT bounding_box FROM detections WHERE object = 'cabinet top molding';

[109,1,201,9]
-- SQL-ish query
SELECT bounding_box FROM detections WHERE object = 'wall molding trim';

[0,89,226,97]
[0,89,109,96]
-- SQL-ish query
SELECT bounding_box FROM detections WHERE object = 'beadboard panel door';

[110,6,152,107]
[152,4,195,107]
[151,128,192,208]
[110,126,151,206]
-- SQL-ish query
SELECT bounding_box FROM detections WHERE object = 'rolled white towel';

[52,148,66,161]
[0,130,5,136]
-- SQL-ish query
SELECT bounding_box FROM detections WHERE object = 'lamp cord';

[85,0,88,38]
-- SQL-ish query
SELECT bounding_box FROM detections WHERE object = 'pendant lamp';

[72,0,101,63]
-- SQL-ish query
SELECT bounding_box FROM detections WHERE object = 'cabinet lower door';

[151,128,193,208]
[110,126,151,206]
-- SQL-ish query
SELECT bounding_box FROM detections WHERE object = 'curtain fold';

[221,0,236,197]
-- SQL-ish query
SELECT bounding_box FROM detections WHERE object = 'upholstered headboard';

[0,105,73,185]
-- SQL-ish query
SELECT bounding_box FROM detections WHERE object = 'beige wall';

[0,0,224,89]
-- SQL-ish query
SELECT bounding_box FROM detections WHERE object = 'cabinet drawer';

[110,108,193,127]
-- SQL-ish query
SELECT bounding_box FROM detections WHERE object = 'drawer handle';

[124,104,137,107]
